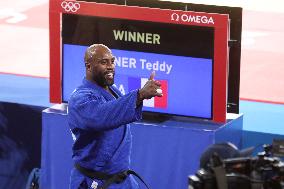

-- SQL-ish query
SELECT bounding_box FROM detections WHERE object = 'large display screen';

[62,14,214,119]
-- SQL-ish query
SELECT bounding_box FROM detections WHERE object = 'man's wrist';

[136,89,144,106]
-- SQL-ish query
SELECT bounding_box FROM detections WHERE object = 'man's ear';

[85,63,91,71]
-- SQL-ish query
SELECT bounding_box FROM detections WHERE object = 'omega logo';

[171,13,179,21]
[171,12,215,25]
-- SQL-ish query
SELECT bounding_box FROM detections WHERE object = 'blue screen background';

[63,44,213,118]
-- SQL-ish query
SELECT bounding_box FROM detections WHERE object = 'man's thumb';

[149,71,155,80]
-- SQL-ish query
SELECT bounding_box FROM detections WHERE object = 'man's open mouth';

[105,72,114,79]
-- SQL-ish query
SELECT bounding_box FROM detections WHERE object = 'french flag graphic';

[128,77,168,108]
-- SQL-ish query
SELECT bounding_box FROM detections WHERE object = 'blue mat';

[240,100,284,134]
[0,74,51,107]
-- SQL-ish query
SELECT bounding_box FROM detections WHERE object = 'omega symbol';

[171,13,179,21]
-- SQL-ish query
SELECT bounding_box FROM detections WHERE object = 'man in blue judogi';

[68,44,163,189]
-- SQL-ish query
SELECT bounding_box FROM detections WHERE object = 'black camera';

[189,142,284,189]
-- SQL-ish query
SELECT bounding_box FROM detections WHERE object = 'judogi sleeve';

[68,90,142,131]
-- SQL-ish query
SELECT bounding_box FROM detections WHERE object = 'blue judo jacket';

[68,78,143,189]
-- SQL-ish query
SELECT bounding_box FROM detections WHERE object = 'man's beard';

[93,72,114,87]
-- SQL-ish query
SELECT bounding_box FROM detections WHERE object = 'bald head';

[84,44,112,65]
[84,44,115,88]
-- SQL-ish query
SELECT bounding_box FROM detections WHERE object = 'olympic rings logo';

[61,1,80,12]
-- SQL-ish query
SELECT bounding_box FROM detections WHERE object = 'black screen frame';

[61,14,215,120]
